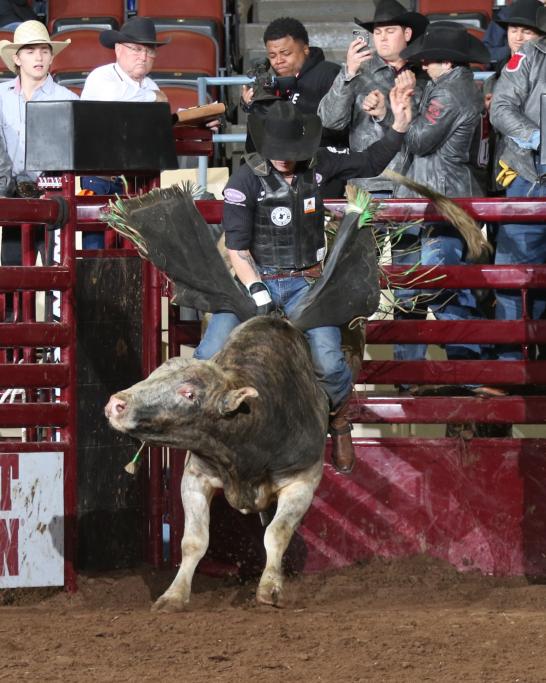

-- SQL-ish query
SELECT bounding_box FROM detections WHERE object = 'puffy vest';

[246,154,325,269]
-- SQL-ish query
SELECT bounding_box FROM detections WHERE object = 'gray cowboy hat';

[354,0,429,41]
[400,23,491,64]
[495,0,545,32]
[100,17,170,49]
[247,101,322,161]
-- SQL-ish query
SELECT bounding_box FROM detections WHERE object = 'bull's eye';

[178,384,198,402]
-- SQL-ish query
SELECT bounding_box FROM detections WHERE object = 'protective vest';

[246,154,325,269]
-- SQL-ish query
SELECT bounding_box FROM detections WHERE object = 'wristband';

[247,281,272,307]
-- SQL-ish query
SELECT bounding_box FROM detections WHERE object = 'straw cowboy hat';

[100,17,170,49]
[495,0,545,32]
[0,20,70,73]
[354,0,429,41]
[247,100,322,161]
[400,23,491,64]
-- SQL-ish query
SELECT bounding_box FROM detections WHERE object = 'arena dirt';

[1,555,546,682]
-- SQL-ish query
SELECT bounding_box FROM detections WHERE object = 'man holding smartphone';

[317,0,427,194]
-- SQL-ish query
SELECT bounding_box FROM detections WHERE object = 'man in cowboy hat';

[0,20,77,269]
[317,0,428,195]
[374,24,499,392]
[81,17,170,104]
[483,0,543,192]
[490,4,546,361]
[80,17,171,247]
[484,0,546,64]
[194,89,413,474]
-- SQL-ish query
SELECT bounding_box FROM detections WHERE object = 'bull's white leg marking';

[256,477,316,608]
[152,459,216,612]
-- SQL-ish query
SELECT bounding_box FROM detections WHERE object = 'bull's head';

[105,356,259,448]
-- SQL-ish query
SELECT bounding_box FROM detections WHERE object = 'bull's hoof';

[256,584,285,608]
[151,594,188,613]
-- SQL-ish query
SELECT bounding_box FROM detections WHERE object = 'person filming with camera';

[241,16,344,149]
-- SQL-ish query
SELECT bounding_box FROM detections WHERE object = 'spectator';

[381,24,499,391]
[0,20,77,271]
[0,0,38,31]
[490,5,546,360]
[484,0,543,194]
[242,17,343,148]
[317,0,428,194]
[80,17,171,248]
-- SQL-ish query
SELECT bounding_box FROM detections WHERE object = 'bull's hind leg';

[152,457,217,612]
[256,467,320,608]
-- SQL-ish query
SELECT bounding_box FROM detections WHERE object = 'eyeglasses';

[121,43,157,58]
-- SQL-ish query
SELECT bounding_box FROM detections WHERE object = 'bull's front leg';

[256,468,319,608]
[152,457,217,612]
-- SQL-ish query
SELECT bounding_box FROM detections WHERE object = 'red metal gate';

[162,196,546,578]
[0,175,78,590]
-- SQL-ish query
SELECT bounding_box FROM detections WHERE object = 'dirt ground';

[1,555,546,682]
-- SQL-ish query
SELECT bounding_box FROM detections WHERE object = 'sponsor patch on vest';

[271,207,292,226]
[303,197,316,214]
[506,52,525,72]
[316,247,326,261]
[223,188,246,204]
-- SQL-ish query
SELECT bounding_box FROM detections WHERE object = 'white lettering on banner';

[0,452,64,588]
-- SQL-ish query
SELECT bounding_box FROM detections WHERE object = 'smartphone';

[352,29,372,53]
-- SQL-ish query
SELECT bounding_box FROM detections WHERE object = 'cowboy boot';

[329,394,355,474]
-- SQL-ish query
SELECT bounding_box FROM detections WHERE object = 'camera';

[247,61,297,99]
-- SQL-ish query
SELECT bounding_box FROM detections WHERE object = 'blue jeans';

[392,232,427,362]
[495,175,546,360]
[80,176,124,249]
[394,223,484,362]
[194,274,352,408]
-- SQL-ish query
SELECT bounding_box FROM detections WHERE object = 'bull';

[105,315,329,610]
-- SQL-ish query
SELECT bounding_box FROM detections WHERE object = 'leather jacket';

[395,66,484,198]
[317,53,425,192]
[490,37,546,183]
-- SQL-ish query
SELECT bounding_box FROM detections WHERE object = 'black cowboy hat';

[400,23,491,64]
[354,0,428,41]
[100,17,170,49]
[247,101,322,161]
[495,0,545,32]
[539,5,546,32]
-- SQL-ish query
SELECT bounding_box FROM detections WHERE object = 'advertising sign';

[0,451,64,587]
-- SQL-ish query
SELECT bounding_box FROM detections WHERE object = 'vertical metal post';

[60,172,78,592]
[141,259,164,567]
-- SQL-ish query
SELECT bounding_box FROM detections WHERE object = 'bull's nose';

[105,395,127,419]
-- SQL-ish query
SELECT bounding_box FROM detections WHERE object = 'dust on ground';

[1,555,546,682]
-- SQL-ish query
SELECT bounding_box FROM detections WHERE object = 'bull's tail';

[384,170,492,261]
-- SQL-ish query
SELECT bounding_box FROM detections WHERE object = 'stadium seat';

[137,0,224,64]
[151,31,219,100]
[162,84,200,112]
[153,30,218,77]
[418,0,493,28]
[50,29,112,88]
[47,0,125,33]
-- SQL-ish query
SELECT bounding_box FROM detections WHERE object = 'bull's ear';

[219,387,259,415]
